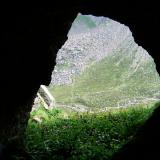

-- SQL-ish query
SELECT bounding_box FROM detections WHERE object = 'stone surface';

[0,4,159,159]
[0,7,78,147]
[51,15,160,109]
[52,15,159,86]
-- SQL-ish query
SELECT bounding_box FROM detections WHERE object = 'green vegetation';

[49,51,160,109]
[10,14,160,159]
[56,62,71,71]
[23,103,157,160]
[23,15,160,159]
[73,14,97,29]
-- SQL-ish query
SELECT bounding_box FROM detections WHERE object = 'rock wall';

[52,15,131,85]
[0,4,159,159]
[51,14,159,88]
[0,7,78,158]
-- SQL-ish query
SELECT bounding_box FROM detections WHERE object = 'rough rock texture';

[52,15,131,85]
[52,14,159,85]
[51,15,160,109]
[0,7,78,158]
[0,3,159,159]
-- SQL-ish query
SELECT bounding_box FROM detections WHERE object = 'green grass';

[23,103,157,160]
[49,52,160,109]
[25,45,160,159]
[73,14,97,29]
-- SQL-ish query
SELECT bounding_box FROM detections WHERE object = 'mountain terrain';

[49,14,160,111]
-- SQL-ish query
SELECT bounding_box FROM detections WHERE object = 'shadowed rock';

[0,4,159,159]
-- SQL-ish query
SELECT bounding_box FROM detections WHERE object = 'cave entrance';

[28,13,160,159]
[34,13,160,112]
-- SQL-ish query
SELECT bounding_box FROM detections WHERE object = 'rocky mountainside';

[51,14,132,85]
[50,14,160,110]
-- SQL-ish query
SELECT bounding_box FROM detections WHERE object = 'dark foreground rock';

[0,3,159,159]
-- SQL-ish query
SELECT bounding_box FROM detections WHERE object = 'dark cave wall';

[0,8,78,143]
[0,4,159,159]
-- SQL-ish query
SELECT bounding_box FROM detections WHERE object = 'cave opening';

[34,13,160,112]
[0,4,159,160]
[25,13,160,159]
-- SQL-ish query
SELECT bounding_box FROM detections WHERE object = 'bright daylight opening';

[39,13,160,112]
[28,13,160,159]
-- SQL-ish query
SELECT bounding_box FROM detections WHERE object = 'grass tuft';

[23,103,156,160]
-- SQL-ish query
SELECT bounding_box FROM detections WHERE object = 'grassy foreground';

[23,103,157,160]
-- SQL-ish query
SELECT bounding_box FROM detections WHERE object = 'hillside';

[51,14,131,85]
[49,14,160,111]
[24,14,160,160]
[25,104,156,160]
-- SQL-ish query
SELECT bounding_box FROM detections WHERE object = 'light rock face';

[51,14,158,86]
[50,14,160,108]
[51,14,131,85]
